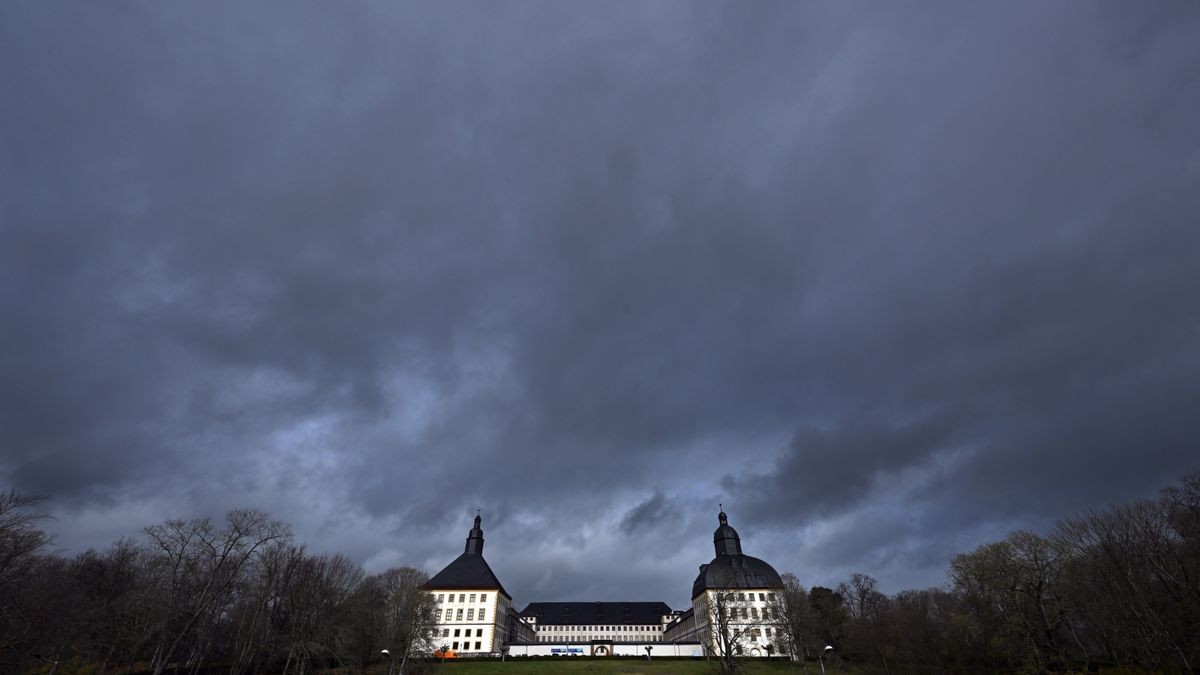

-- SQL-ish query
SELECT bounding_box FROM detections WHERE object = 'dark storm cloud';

[2,1,1199,606]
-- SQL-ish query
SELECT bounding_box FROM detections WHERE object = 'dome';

[691,509,782,599]
[691,554,783,599]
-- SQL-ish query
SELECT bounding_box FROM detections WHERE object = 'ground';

[427,659,843,674]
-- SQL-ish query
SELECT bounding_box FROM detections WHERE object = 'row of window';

[536,624,661,632]
[725,606,771,620]
[747,628,775,641]
[449,641,483,651]
[436,593,486,604]
[718,606,771,620]
[441,628,484,638]
[437,608,486,622]
[727,592,776,602]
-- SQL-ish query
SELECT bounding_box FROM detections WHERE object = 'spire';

[713,507,742,556]
[465,512,485,555]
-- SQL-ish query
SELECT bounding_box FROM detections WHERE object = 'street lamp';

[380,649,396,675]
[819,645,833,674]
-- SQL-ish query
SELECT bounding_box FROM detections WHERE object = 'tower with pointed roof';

[426,514,530,655]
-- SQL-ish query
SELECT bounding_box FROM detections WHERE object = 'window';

[456,609,463,621]
[438,594,445,602]
[475,629,482,637]
[767,593,776,601]
[459,594,466,602]
[467,609,474,621]
[479,609,486,621]
[452,642,459,650]
[454,629,461,637]
[469,593,476,603]
[738,592,745,601]
[758,593,765,601]
[762,607,770,620]
[475,642,481,650]
[442,629,449,637]
[751,607,759,619]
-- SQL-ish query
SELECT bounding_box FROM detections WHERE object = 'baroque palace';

[426,508,785,658]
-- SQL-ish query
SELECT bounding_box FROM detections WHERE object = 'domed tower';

[680,507,783,659]
[691,508,782,598]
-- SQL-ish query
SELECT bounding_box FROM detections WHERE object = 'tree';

[0,490,53,664]
[376,567,438,674]
[772,573,812,663]
[702,585,772,674]
[806,586,847,651]
[838,573,896,674]
[0,490,52,589]
[143,509,291,675]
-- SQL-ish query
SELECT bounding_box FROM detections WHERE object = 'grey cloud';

[2,1,1199,604]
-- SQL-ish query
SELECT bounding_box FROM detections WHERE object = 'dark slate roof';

[520,602,675,626]
[426,553,510,599]
[691,554,783,599]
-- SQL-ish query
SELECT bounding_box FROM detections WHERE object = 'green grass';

[428,659,846,674]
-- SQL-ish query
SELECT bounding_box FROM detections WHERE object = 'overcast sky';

[3,1,1199,610]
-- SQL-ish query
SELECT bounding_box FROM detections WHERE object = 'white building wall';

[681,588,784,658]
[505,642,702,657]
[430,589,513,654]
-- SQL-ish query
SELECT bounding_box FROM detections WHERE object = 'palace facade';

[425,509,785,658]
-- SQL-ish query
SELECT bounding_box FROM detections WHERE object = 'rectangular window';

[456,609,463,621]
[442,629,449,637]
[758,593,765,601]
[437,593,445,602]
[475,642,481,650]
[751,607,759,619]
[454,629,460,637]
[476,629,482,637]
[737,592,745,601]
[479,609,486,621]
[469,593,476,603]
[768,593,776,601]
[452,642,459,650]
[459,593,466,602]
[467,609,475,621]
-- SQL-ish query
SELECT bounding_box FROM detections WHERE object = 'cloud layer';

[3,1,1199,608]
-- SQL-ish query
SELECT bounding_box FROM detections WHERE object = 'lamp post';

[380,649,396,675]
[819,645,833,674]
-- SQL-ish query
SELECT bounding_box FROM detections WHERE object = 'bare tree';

[772,573,811,665]
[280,552,363,675]
[144,509,291,675]
[0,490,52,589]
[376,567,438,674]
[0,490,53,664]
[702,585,771,674]
[839,573,896,674]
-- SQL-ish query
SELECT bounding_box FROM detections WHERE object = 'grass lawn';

[428,659,850,674]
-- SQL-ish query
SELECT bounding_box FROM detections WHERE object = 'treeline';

[0,500,434,675]
[3,473,1198,674]
[773,471,1200,673]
